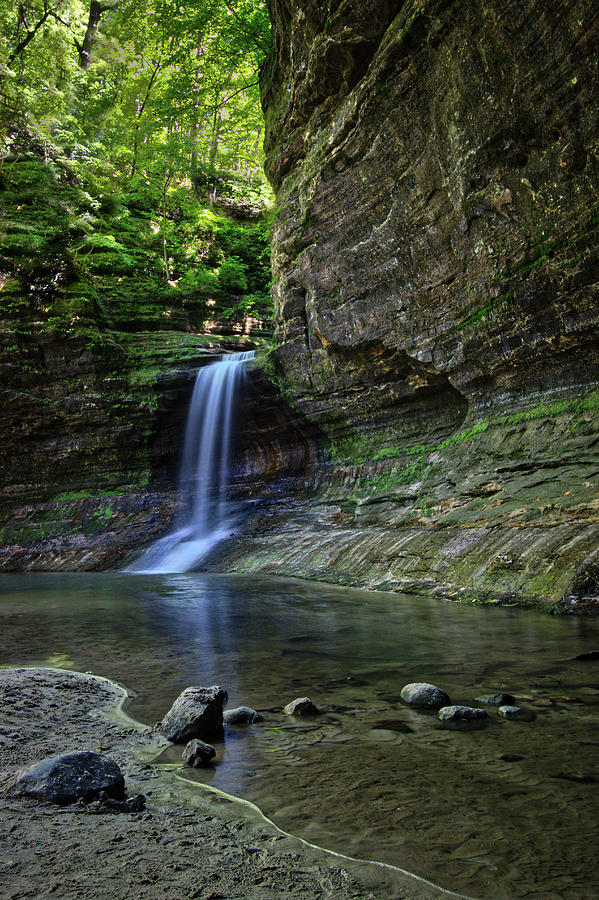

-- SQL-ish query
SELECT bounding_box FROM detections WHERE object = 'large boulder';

[400,682,451,709]
[8,751,125,806]
[159,685,227,743]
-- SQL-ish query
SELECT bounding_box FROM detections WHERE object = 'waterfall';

[129,350,256,573]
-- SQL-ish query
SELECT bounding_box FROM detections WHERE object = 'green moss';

[499,390,599,426]
[450,292,515,333]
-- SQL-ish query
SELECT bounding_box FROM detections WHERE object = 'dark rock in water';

[571,650,599,661]
[182,739,216,767]
[475,692,516,706]
[223,706,264,725]
[284,697,320,716]
[9,751,125,806]
[498,705,536,721]
[400,683,451,710]
[160,685,227,743]
[554,771,595,784]
[438,706,488,725]
[500,754,524,762]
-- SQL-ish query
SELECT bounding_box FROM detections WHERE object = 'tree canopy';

[0,0,275,340]
[0,0,272,204]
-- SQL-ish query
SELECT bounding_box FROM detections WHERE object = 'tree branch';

[222,80,259,105]
[222,1,271,54]
[9,0,72,65]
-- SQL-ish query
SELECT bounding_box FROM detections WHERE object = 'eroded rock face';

[265,0,599,408]
[239,0,599,611]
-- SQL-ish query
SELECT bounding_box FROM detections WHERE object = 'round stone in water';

[400,682,451,709]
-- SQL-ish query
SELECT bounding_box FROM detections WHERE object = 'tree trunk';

[75,0,113,69]
[190,38,204,189]
[130,60,161,178]
[208,98,226,205]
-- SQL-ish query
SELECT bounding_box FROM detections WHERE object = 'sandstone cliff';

[211,0,599,612]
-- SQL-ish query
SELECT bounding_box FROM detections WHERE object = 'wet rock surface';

[498,705,536,721]
[475,693,516,707]
[400,683,451,710]
[160,685,228,743]
[223,706,264,725]
[284,697,321,716]
[438,706,487,725]
[182,739,216,767]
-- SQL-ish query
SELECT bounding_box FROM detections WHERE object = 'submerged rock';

[475,692,515,706]
[400,683,451,710]
[438,706,488,726]
[182,739,216,767]
[160,685,227,743]
[555,771,595,784]
[284,697,320,716]
[223,706,264,725]
[498,705,536,721]
[372,719,414,734]
[8,751,125,806]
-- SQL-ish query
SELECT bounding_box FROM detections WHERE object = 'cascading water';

[129,350,256,573]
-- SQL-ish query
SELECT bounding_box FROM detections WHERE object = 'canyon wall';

[210,0,599,611]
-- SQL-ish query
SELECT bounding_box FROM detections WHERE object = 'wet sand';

[0,667,454,900]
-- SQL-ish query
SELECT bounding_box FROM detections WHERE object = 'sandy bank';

[0,667,458,900]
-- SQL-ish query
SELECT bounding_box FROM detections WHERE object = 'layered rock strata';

[213,0,599,611]
[0,336,319,571]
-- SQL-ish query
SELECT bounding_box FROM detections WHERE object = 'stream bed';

[1,572,598,899]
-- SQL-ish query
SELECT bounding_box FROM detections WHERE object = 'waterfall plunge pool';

[1,572,598,899]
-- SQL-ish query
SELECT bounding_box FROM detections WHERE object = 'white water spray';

[129,350,255,573]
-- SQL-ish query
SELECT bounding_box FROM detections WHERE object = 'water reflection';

[1,573,598,898]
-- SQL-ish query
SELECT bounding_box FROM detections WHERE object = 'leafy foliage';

[1,0,272,193]
[0,0,274,335]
